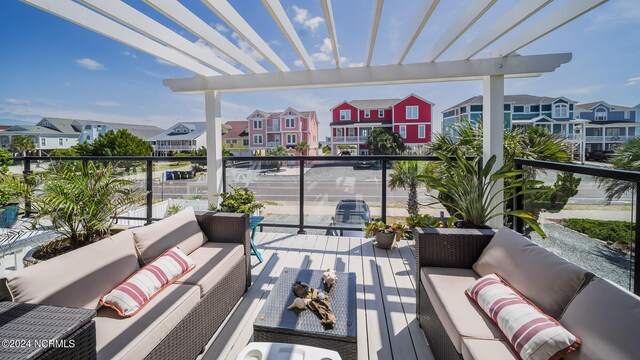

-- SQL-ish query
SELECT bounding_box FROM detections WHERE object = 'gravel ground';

[530,222,635,291]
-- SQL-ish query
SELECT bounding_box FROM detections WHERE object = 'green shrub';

[209,186,263,214]
[561,218,634,245]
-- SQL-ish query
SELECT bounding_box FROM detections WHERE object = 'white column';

[205,90,222,206]
[482,75,504,229]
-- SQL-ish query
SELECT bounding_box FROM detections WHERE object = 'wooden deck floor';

[201,233,434,360]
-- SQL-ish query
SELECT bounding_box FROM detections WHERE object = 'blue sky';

[0,0,639,139]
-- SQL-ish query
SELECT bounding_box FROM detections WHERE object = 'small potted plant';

[209,186,264,216]
[364,221,406,249]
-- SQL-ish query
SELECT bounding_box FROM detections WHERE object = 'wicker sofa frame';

[414,227,496,360]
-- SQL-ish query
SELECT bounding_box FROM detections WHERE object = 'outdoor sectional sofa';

[0,208,250,360]
[415,226,640,360]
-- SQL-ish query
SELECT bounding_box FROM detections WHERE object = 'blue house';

[575,101,638,153]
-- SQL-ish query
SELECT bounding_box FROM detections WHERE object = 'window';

[59,138,63,146]
[41,138,45,147]
[399,125,406,138]
[470,105,483,112]
[285,118,295,128]
[554,103,568,118]
[286,134,297,144]
[225,139,230,144]
[418,125,426,138]
[364,110,370,118]
[524,106,530,113]
[504,104,511,111]
[378,109,384,118]
[514,106,524,113]
[253,120,263,129]
[406,106,419,119]
[360,128,369,137]
[254,135,263,144]
[85,135,90,141]
[531,105,540,112]
[84,125,92,130]
[460,106,467,114]
[232,139,237,144]
[339,110,351,120]
[541,104,552,112]
[243,139,249,146]
[313,135,316,142]
[624,111,630,119]
[595,108,607,121]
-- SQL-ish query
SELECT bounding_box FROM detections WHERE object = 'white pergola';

[22,0,608,226]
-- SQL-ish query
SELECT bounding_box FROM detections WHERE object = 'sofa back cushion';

[0,230,139,309]
[132,206,207,265]
[560,277,640,360]
[473,227,591,319]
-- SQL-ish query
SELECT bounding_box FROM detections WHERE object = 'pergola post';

[483,75,504,228]
[205,90,223,206]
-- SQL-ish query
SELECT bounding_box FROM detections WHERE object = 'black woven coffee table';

[0,302,96,360]
[254,267,357,360]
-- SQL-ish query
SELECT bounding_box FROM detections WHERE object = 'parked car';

[355,159,378,169]
[586,150,615,162]
[326,199,371,237]
[340,150,352,156]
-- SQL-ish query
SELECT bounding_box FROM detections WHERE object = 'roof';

[575,101,636,112]
[148,122,207,141]
[0,126,10,131]
[443,95,578,112]
[85,120,164,140]
[248,109,317,121]
[329,120,392,127]
[3,125,78,136]
[222,121,248,138]
[348,99,400,110]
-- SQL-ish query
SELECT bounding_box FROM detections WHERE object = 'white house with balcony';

[0,117,86,155]
[149,122,207,155]
[79,121,162,144]
[575,101,639,153]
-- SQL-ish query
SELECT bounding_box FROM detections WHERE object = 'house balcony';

[266,125,281,132]
[1,155,638,360]
[331,136,360,143]
[267,141,281,147]
[585,135,631,143]
[154,143,196,151]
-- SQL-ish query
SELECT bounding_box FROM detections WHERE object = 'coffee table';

[253,267,357,360]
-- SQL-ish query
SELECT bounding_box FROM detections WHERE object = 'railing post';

[634,182,640,295]
[23,158,31,218]
[513,161,524,234]
[298,159,306,234]
[146,159,153,225]
[381,159,387,223]
[222,159,227,192]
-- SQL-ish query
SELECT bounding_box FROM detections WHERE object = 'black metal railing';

[513,158,639,294]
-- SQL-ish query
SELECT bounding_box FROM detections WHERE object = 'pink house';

[329,94,434,155]
[247,108,319,155]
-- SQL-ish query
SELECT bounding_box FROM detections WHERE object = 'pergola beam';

[21,0,219,76]
[454,0,552,60]
[260,0,314,70]
[202,0,290,72]
[365,0,384,66]
[497,0,609,56]
[394,0,439,64]
[80,0,242,75]
[321,0,340,68]
[145,0,267,74]
[164,53,571,93]
[424,0,496,62]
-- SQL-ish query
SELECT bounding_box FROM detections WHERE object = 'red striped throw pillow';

[466,274,580,360]
[100,247,195,317]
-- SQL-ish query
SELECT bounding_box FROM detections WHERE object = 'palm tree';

[388,161,431,216]
[598,137,640,202]
[295,141,310,156]
[9,135,35,156]
[267,145,290,171]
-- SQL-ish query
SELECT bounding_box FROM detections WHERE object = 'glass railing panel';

[522,167,635,291]
[152,158,208,222]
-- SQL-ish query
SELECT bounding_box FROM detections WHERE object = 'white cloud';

[560,85,605,96]
[4,98,31,106]
[589,0,640,30]
[214,23,229,33]
[292,5,325,32]
[626,76,640,86]
[89,101,125,107]
[121,51,137,59]
[75,58,105,71]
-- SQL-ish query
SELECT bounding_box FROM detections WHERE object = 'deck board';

[201,233,432,360]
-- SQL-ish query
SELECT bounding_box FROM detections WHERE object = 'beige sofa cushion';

[560,277,640,360]
[175,242,243,296]
[0,230,139,310]
[132,206,207,264]
[462,338,516,360]
[473,227,590,319]
[421,267,503,353]
[95,284,199,360]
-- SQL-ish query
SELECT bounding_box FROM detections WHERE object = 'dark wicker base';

[254,330,357,360]
[39,321,97,360]
[145,257,246,360]
[418,286,462,360]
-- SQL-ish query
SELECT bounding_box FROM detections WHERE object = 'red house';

[329,94,433,155]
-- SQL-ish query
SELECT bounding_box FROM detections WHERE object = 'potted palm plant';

[23,161,147,264]
[209,186,264,215]
[413,151,546,267]
[364,221,406,249]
